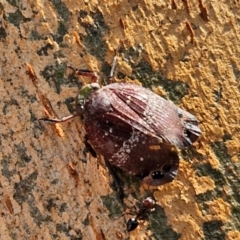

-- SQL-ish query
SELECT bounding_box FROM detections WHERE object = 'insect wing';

[85,119,179,186]
[84,117,132,160]
[108,83,200,148]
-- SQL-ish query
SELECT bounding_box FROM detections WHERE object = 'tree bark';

[1,1,239,239]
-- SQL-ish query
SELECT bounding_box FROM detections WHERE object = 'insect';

[126,197,156,232]
[40,56,201,186]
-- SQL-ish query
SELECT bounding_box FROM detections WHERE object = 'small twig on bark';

[182,0,190,14]
[172,0,177,9]
[199,0,210,22]
[185,21,195,44]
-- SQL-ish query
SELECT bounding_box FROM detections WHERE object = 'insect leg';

[68,66,99,82]
[39,114,78,123]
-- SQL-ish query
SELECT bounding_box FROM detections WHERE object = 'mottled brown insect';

[79,82,200,185]
[40,58,201,186]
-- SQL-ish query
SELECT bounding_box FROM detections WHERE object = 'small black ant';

[126,197,156,232]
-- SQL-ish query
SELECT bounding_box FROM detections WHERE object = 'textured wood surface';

[0,1,240,239]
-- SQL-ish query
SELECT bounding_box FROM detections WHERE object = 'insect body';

[126,197,156,232]
[76,82,200,186]
[41,66,201,186]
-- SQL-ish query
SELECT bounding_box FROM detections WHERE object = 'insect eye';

[162,164,171,172]
[151,171,164,179]
[126,218,139,232]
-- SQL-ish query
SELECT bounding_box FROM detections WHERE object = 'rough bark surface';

[0,1,239,240]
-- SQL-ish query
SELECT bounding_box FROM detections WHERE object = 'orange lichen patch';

[231,156,239,163]
[152,86,167,97]
[191,176,215,195]
[80,14,94,26]
[177,215,204,240]
[225,139,240,157]
[206,198,231,222]
[178,161,215,193]
[207,151,221,169]
[227,230,240,240]
[115,77,142,86]
[129,226,152,240]
[154,188,204,238]
[204,123,225,142]
[154,161,205,238]
[153,161,231,238]
[117,59,132,76]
